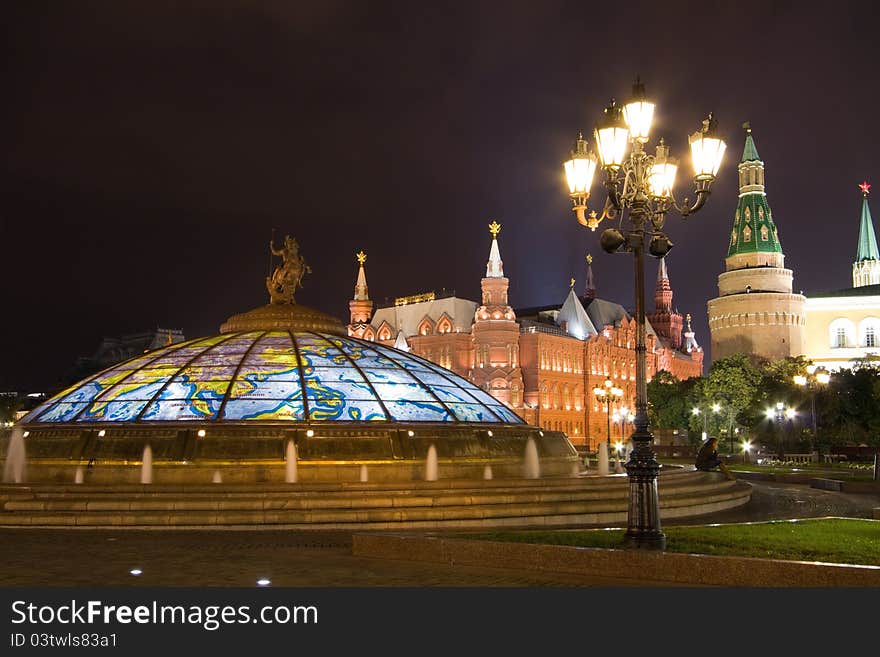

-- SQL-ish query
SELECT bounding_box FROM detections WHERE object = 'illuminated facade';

[348,225,703,448]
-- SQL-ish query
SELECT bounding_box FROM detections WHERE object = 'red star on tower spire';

[859,181,871,196]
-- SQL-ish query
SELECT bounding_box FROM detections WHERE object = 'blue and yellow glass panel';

[25,331,525,425]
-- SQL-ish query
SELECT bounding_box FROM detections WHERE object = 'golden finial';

[488,220,501,237]
[586,254,593,265]
[569,277,576,289]
[356,250,367,265]
[586,210,600,231]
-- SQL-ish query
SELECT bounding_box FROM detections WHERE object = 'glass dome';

[24,332,523,425]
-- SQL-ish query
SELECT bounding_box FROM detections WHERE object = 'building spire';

[853,182,880,287]
[683,313,701,354]
[727,125,783,264]
[348,251,374,329]
[856,182,879,261]
[354,251,369,301]
[584,254,596,299]
[486,220,504,278]
[741,121,760,162]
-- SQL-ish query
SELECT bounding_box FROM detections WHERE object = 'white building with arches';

[802,184,880,370]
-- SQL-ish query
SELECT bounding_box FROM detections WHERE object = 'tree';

[647,370,689,430]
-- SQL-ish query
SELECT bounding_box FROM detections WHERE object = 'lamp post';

[593,378,623,455]
[793,365,830,460]
[563,78,726,549]
[766,401,796,458]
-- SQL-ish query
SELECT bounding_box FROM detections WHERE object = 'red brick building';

[347,225,702,449]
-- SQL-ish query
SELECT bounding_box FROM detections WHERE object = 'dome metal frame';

[23,331,523,427]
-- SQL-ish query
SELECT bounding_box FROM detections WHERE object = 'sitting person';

[695,437,735,480]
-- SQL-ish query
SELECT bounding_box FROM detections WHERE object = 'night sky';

[4,1,879,391]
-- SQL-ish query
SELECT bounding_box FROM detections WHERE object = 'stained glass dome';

[24,332,523,425]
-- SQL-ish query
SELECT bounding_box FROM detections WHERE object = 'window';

[743,225,752,242]
[830,318,856,349]
[836,327,847,348]
[859,318,880,348]
[760,225,769,241]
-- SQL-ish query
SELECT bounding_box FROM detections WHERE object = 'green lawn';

[658,458,874,480]
[471,518,880,566]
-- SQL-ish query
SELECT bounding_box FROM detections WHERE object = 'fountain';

[74,466,84,484]
[583,455,590,469]
[523,437,540,479]
[597,441,610,476]
[483,464,493,480]
[140,445,153,484]
[359,464,368,483]
[2,426,26,483]
[285,440,298,483]
[425,444,438,481]
[615,452,624,474]
[212,470,223,484]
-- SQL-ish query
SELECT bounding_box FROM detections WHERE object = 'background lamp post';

[794,366,830,459]
[593,379,623,455]
[562,78,726,550]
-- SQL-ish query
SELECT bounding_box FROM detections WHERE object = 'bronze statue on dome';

[266,235,311,304]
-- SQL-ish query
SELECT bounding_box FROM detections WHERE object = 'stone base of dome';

[3,425,578,484]
[220,303,346,334]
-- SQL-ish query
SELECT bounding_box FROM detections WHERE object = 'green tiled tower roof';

[856,190,879,262]
[727,129,783,258]
[741,133,760,162]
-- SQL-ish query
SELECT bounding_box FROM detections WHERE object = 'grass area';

[658,458,875,480]
[471,518,880,566]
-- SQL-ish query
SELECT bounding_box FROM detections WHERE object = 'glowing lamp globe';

[594,100,629,170]
[689,113,726,180]
[622,79,654,143]
[563,133,598,196]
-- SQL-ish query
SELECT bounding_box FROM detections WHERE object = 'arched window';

[859,317,880,348]
[760,225,769,241]
[563,384,571,410]
[743,225,752,242]
[511,383,522,408]
[540,382,549,409]
[829,318,856,349]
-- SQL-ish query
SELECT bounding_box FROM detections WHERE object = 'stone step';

[0,467,700,498]
[0,482,751,528]
[0,477,735,513]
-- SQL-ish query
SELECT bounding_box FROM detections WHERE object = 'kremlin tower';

[852,182,880,287]
[647,257,683,350]
[707,125,805,362]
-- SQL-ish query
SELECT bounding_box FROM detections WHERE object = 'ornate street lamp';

[593,378,623,455]
[794,365,830,459]
[562,78,726,550]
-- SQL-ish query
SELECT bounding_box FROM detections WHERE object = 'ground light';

[256,578,271,587]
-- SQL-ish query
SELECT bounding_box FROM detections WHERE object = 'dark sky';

[3,1,879,390]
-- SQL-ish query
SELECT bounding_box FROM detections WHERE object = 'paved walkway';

[0,482,876,587]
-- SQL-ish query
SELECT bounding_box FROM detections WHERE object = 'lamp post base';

[624,438,666,551]
[623,531,667,551]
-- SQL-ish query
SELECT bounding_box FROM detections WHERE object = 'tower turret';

[648,257,683,349]
[853,182,880,288]
[472,221,522,403]
[348,251,374,336]
[583,254,596,300]
[707,125,805,362]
